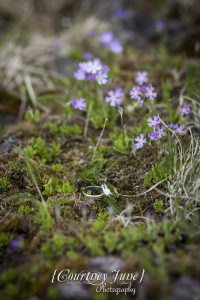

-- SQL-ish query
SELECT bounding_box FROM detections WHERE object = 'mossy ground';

[0,37,200,300]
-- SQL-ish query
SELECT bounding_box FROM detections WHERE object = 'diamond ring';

[82,184,112,200]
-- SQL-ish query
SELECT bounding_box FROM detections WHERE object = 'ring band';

[82,186,104,200]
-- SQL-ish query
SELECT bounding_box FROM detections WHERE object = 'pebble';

[172,276,200,300]
[57,283,92,300]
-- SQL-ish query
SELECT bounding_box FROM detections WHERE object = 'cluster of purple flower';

[74,58,110,85]
[168,123,186,137]
[70,98,86,111]
[130,84,157,104]
[130,72,157,104]
[105,87,124,107]
[100,31,123,54]
[135,115,187,149]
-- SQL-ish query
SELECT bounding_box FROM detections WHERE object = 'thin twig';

[119,179,166,198]
[84,102,92,139]
[92,118,108,161]
[154,187,200,202]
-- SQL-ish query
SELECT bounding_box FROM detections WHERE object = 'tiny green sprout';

[82,235,104,256]
[51,141,61,157]
[86,190,92,195]
[0,177,11,190]
[18,204,31,215]
[58,181,77,194]
[66,250,79,261]
[59,123,71,136]
[42,177,60,196]
[34,201,54,230]
[5,283,20,297]
[43,184,53,197]
[9,161,23,173]
[0,268,16,286]
[59,124,82,136]
[25,108,40,124]
[47,286,59,300]
[46,122,59,135]
[104,231,119,253]
[154,199,165,213]
[52,163,62,172]
[0,232,13,248]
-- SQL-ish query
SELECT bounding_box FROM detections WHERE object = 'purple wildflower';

[135,133,147,149]
[102,65,110,73]
[70,98,86,111]
[173,135,177,139]
[87,59,102,74]
[148,132,158,141]
[81,205,88,217]
[79,61,91,72]
[137,97,145,105]
[180,104,190,116]
[130,86,141,100]
[53,205,60,212]
[105,89,121,107]
[89,213,95,219]
[147,116,160,127]
[168,123,174,129]
[176,124,186,135]
[27,107,32,110]
[145,211,151,217]
[100,31,114,46]
[87,74,95,81]
[10,239,19,250]
[156,21,166,30]
[145,85,157,100]
[117,10,126,19]
[81,205,88,211]
[115,87,124,98]
[84,52,92,60]
[74,68,86,80]
[109,39,123,54]
[156,125,166,138]
[135,71,148,85]
[96,72,108,85]
[140,86,146,93]
[195,40,200,52]
[87,29,95,37]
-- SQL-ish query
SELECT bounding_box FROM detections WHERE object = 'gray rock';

[89,256,125,273]
[172,276,200,300]
[57,283,92,300]
[0,136,16,153]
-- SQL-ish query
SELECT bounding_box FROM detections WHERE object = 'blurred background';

[0,0,200,127]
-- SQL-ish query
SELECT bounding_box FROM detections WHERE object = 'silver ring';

[82,186,104,200]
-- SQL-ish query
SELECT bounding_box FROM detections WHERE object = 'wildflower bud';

[80,205,88,218]
[126,204,133,216]
[117,106,123,115]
